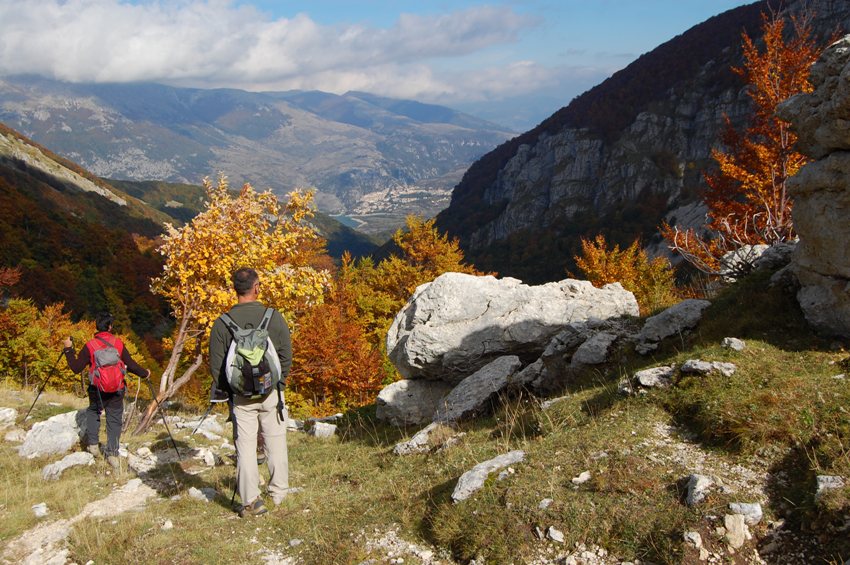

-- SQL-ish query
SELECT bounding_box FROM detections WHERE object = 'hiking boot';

[106,455,120,469]
[239,498,268,518]
[87,444,101,457]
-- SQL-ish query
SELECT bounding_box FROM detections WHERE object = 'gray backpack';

[220,309,282,398]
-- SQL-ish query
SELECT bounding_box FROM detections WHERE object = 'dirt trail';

[2,478,157,565]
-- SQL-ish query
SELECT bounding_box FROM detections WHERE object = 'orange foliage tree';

[661,12,823,275]
[574,235,677,316]
[288,276,383,417]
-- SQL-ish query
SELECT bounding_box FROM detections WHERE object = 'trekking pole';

[190,403,216,436]
[143,377,181,459]
[22,345,68,422]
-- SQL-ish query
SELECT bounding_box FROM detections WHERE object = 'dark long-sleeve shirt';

[208,301,292,388]
[64,332,147,377]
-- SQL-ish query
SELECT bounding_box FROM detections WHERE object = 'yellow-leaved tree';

[136,175,329,432]
[574,235,677,316]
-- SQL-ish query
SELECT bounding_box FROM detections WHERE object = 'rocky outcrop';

[376,379,454,426]
[436,2,850,283]
[386,273,639,383]
[777,36,850,337]
[18,410,87,459]
[635,299,711,354]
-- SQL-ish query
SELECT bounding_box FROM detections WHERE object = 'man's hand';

[63,337,73,349]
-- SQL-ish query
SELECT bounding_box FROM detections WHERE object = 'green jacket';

[208,301,292,390]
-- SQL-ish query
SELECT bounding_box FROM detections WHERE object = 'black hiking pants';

[86,386,125,456]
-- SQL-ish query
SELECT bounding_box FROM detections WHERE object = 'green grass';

[1,270,849,563]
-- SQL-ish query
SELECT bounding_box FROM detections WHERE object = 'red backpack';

[87,334,127,392]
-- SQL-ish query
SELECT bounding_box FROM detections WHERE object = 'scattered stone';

[161,520,173,530]
[634,365,676,389]
[376,379,453,426]
[538,498,553,510]
[680,359,737,377]
[540,396,569,410]
[571,471,591,485]
[721,337,746,351]
[685,474,713,506]
[32,502,48,518]
[188,486,217,502]
[636,299,711,354]
[307,421,337,439]
[286,418,304,431]
[0,407,16,428]
[18,410,87,459]
[4,428,26,443]
[289,538,303,547]
[683,531,703,548]
[571,332,618,366]
[433,356,522,423]
[546,526,564,543]
[393,422,458,456]
[533,526,545,540]
[451,450,525,502]
[729,502,762,525]
[816,475,846,500]
[723,513,751,549]
[178,415,223,435]
[42,451,95,480]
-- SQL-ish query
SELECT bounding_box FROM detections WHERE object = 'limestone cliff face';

[778,35,850,337]
[436,1,850,283]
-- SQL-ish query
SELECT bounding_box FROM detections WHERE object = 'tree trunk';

[133,353,203,434]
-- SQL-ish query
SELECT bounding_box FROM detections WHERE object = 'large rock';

[18,410,87,459]
[777,36,850,337]
[376,379,453,426]
[387,273,638,382]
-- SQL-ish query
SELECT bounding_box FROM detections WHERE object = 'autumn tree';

[136,175,329,432]
[288,274,383,417]
[661,12,823,275]
[574,235,677,315]
[344,216,484,347]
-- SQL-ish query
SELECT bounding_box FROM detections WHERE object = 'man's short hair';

[232,268,259,296]
[95,311,114,332]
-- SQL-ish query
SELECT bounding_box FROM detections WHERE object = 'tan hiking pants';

[233,390,288,505]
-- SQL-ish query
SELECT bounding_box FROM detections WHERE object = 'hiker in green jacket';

[209,268,293,517]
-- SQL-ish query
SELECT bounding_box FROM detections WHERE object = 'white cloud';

[0,0,542,103]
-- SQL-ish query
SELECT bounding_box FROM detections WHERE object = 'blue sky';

[0,0,754,130]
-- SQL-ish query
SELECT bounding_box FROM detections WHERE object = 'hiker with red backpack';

[63,312,151,468]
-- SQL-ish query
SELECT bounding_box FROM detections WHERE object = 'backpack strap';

[95,335,124,355]
[258,308,273,331]
[219,313,242,337]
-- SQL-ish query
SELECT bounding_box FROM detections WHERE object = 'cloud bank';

[0,0,589,104]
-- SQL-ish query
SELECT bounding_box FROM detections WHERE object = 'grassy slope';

[1,270,848,564]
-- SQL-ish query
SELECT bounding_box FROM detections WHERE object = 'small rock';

[308,421,337,438]
[42,451,95,480]
[538,498,553,510]
[161,520,174,530]
[684,531,703,548]
[32,502,48,518]
[686,474,713,506]
[816,475,846,500]
[571,471,591,485]
[188,486,217,502]
[289,538,303,547]
[634,365,676,388]
[546,526,565,543]
[680,359,737,377]
[723,514,751,549]
[534,526,545,540]
[4,428,26,443]
[721,337,746,351]
[729,502,762,525]
[0,407,16,428]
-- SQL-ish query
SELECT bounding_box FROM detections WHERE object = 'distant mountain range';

[0,77,514,233]
[0,123,378,329]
